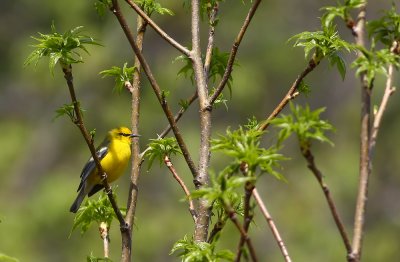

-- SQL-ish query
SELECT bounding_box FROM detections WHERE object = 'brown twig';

[124,0,190,56]
[209,0,262,105]
[204,3,219,78]
[99,222,110,258]
[62,65,126,227]
[235,179,255,262]
[300,146,352,253]
[369,41,398,152]
[225,204,258,262]
[190,0,212,243]
[253,188,292,262]
[164,155,197,222]
[259,58,318,131]
[158,91,198,138]
[110,0,198,178]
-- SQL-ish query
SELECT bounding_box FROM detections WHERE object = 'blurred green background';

[1,0,399,261]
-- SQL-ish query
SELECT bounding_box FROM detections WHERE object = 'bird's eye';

[118,132,131,137]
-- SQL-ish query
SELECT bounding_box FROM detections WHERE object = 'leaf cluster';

[71,192,125,235]
[175,48,236,89]
[352,47,400,86]
[135,0,174,16]
[144,137,182,169]
[211,123,285,180]
[270,103,334,150]
[24,24,101,74]
[53,102,85,122]
[170,235,234,262]
[368,3,400,46]
[86,253,113,262]
[100,63,136,93]
[321,0,365,29]
[289,25,354,79]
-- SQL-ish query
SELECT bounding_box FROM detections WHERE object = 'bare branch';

[253,189,292,262]
[300,147,352,254]
[164,155,197,222]
[190,0,212,243]
[225,204,258,262]
[348,5,371,261]
[259,59,318,131]
[124,0,190,56]
[123,14,146,262]
[209,0,262,105]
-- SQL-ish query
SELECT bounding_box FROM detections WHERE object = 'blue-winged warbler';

[70,127,139,213]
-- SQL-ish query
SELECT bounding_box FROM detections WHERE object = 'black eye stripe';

[118,132,131,137]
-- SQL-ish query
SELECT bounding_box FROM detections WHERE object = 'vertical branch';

[253,189,292,262]
[122,15,147,262]
[348,5,371,261]
[204,3,219,78]
[235,179,255,262]
[190,0,212,242]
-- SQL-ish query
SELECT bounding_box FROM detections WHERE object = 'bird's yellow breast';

[90,139,131,184]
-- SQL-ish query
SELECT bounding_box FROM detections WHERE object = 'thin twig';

[204,3,219,78]
[159,91,198,138]
[209,0,262,105]
[235,181,255,262]
[164,155,197,222]
[369,41,398,152]
[301,147,352,253]
[225,204,258,262]
[124,0,190,56]
[253,188,292,262]
[110,0,198,178]
[259,58,318,131]
[191,0,212,243]
[62,65,126,227]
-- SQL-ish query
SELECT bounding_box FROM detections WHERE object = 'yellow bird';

[70,127,139,213]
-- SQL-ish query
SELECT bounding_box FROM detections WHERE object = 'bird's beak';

[130,134,140,138]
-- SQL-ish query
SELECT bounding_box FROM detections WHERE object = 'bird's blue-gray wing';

[76,146,108,192]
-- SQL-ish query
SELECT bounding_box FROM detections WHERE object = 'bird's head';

[109,126,140,144]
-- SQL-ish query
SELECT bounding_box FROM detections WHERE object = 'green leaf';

[270,102,335,149]
[100,63,136,93]
[328,53,347,80]
[135,0,174,16]
[170,235,234,262]
[0,253,19,262]
[86,253,113,262]
[70,191,125,236]
[24,24,101,73]
[367,3,400,46]
[144,137,182,169]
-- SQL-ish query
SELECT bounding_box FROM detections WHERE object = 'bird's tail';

[70,187,86,213]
